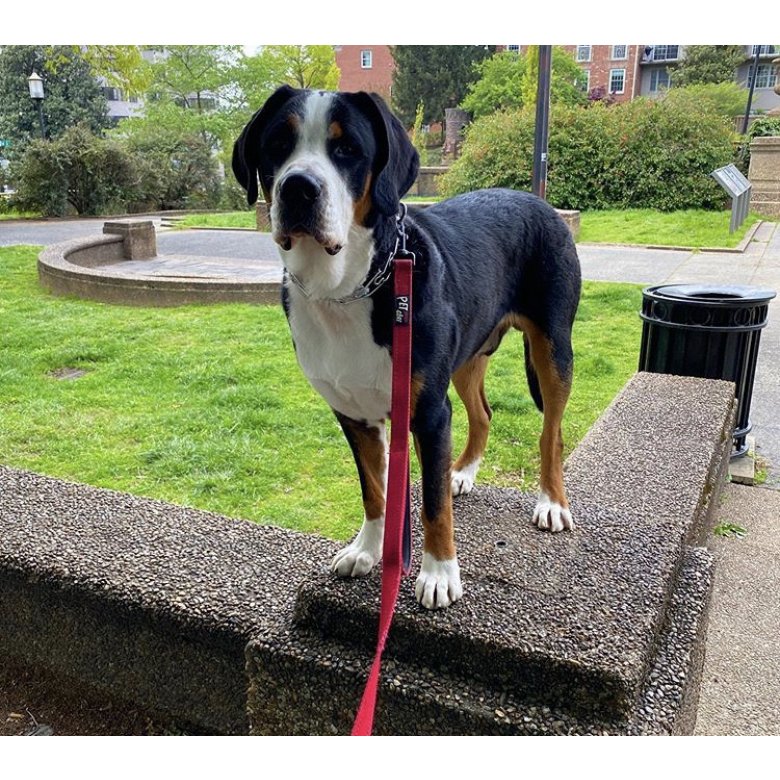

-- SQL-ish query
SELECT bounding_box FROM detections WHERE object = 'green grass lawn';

[179,206,762,250]
[0,245,642,540]
[178,211,257,229]
[579,208,760,248]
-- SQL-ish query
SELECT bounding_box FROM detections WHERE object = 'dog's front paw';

[331,518,383,577]
[532,493,574,533]
[415,552,463,609]
[451,460,479,496]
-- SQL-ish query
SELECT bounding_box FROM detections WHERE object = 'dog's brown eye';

[333,141,359,159]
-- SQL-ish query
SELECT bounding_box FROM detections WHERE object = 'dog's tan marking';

[516,315,570,509]
[412,429,457,562]
[328,120,343,139]
[421,501,457,561]
[340,417,387,520]
[452,355,492,472]
[353,172,373,226]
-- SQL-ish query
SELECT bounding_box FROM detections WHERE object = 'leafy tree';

[0,45,109,150]
[391,46,494,126]
[235,45,340,112]
[659,82,748,119]
[60,46,152,96]
[146,45,241,112]
[463,47,587,118]
[670,45,746,87]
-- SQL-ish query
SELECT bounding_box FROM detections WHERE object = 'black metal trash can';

[639,284,776,457]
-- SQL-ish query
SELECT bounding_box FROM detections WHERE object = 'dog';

[232,86,581,609]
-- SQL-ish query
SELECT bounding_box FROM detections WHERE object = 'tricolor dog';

[232,87,581,609]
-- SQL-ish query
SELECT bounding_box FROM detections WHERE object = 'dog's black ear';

[350,92,419,217]
[232,84,300,206]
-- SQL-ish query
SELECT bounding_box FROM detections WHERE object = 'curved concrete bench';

[38,221,279,307]
[0,373,735,734]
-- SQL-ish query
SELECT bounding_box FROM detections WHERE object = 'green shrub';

[442,98,734,211]
[124,132,221,211]
[10,124,137,217]
[662,82,748,121]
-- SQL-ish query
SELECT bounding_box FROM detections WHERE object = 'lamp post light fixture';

[27,70,46,140]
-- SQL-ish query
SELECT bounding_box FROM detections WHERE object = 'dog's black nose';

[279,172,322,207]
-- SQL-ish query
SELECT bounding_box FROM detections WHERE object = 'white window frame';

[576,45,592,63]
[652,45,679,62]
[579,68,590,93]
[506,45,520,53]
[361,49,372,69]
[749,64,778,89]
[752,45,778,57]
[611,45,628,60]
[649,68,670,93]
[609,68,626,95]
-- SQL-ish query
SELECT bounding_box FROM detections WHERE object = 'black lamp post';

[27,70,46,140]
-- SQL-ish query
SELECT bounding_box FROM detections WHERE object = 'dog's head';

[232,87,418,297]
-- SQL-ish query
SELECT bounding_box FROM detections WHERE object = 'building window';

[651,45,679,61]
[752,45,778,56]
[609,68,626,94]
[576,45,591,62]
[506,45,520,53]
[749,64,778,89]
[649,68,670,92]
[101,86,123,101]
[361,49,372,69]
[611,45,628,60]
[579,68,590,92]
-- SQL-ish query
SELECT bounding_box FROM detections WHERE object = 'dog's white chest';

[288,293,392,422]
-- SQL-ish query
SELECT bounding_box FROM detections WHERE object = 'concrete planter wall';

[748,136,780,218]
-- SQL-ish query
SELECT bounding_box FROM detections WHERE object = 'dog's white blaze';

[451,458,481,496]
[331,422,388,577]
[288,289,392,422]
[271,91,365,299]
[532,491,574,533]
[415,553,463,610]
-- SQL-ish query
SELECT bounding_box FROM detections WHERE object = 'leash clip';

[395,203,415,263]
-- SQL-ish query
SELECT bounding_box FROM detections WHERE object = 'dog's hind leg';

[451,355,492,496]
[517,315,574,533]
[331,413,388,577]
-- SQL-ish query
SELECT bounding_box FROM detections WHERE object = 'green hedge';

[441,98,735,211]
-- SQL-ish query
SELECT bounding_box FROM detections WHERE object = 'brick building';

[335,44,779,112]
[334,45,394,101]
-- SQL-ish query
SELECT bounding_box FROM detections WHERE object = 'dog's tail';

[523,334,544,412]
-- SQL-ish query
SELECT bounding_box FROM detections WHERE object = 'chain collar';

[284,205,410,305]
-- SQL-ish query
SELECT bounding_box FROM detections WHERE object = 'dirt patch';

[0,663,190,736]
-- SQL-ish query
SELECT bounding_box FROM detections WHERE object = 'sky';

[3,1,776,46]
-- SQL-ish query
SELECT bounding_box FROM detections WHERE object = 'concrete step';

[248,373,736,734]
[247,545,714,735]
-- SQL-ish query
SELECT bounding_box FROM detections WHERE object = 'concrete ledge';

[0,373,736,734]
[38,230,280,307]
[0,466,336,733]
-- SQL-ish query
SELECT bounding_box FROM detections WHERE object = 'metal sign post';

[711,164,752,234]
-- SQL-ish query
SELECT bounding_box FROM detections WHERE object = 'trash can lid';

[645,284,777,304]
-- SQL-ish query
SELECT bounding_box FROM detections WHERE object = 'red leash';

[351,247,414,736]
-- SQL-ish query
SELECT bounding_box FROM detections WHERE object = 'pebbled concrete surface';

[249,373,735,734]
[0,465,336,733]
